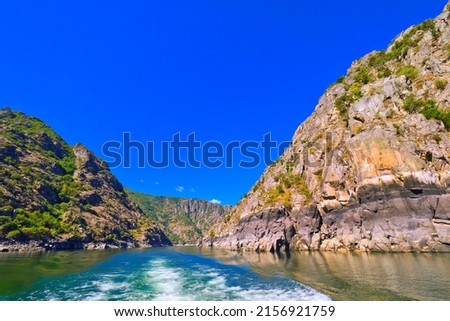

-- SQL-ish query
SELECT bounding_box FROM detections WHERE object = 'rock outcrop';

[208,3,450,252]
[0,108,171,251]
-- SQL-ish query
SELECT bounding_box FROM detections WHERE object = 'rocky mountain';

[207,3,450,252]
[0,108,171,251]
[127,190,231,244]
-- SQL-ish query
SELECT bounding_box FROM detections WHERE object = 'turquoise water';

[0,248,328,301]
[1,247,450,301]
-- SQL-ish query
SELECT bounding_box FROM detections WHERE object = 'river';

[0,247,449,300]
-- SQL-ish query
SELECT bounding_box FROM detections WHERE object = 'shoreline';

[4,237,450,254]
[0,239,171,253]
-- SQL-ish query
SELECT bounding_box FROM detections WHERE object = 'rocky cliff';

[0,108,171,251]
[208,3,450,252]
[127,190,231,244]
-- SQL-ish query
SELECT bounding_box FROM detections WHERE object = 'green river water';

[0,247,449,301]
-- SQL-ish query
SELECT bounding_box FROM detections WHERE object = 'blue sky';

[0,1,446,205]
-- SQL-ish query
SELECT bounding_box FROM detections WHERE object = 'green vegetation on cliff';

[0,108,78,240]
[0,107,170,247]
[402,95,450,129]
[127,189,230,244]
[211,4,450,253]
[333,17,449,129]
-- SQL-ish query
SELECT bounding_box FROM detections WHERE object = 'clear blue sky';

[0,1,446,205]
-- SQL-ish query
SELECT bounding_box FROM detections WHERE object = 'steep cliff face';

[0,108,171,251]
[127,190,231,244]
[210,4,450,252]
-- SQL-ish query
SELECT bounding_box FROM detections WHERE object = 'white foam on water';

[77,276,131,301]
[183,265,330,301]
[181,267,229,299]
[206,275,227,287]
[95,281,119,292]
[145,259,193,301]
[26,279,124,301]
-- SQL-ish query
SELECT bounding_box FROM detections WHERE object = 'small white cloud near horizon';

[190,188,197,193]
[175,186,185,192]
[154,181,160,185]
[210,199,221,205]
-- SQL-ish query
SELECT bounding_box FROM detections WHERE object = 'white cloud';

[190,188,197,193]
[140,179,144,183]
[154,181,160,185]
[210,199,221,205]
[175,186,185,192]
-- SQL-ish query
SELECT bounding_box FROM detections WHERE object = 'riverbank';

[0,239,170,252]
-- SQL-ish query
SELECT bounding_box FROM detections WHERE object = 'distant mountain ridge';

[127,190,231,244]
[0,107,171,251]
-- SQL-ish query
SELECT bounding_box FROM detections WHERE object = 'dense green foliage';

[354,66,374,85]
[369,19,439,70]
[0,108,80,240]
[402,95,450,130]
[421,102,450,130]
[265,172,311,209]
[0,209,67,240]
[335,82,363,118]
[397,65,419,81]
[435,79,448,90]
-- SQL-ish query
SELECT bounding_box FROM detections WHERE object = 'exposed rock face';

[127,190,231,244]
[0,109,171,251]
[209,3,450,252]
